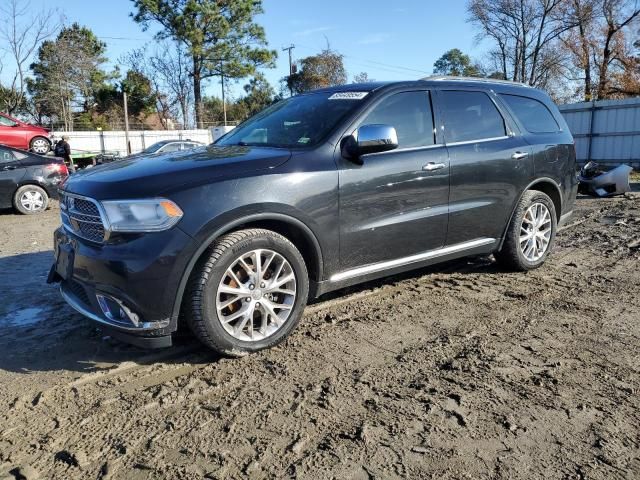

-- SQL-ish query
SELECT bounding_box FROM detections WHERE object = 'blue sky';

[2,0,487,98]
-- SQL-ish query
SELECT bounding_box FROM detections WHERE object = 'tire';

[184,228,309,356]
[495,190,557,271]
[29,136,51,155]
[13,185,49,215]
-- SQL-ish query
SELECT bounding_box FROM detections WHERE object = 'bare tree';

[149,42,193,129]
[0,0,61,114]
[595,0,640,97]
[468,0,575,88]
[559,0,640,99]
[558,0,598,99]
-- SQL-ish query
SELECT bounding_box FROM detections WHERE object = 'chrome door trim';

[444,136,510,147]
[330,237,496,282]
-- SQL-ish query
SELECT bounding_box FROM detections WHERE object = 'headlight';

[101,198,183,232]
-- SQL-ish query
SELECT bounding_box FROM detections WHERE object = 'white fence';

[558,97,640,168]
[54,126,235,157]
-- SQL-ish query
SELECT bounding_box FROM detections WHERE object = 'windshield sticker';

[328,92,369,100]
[297,137,311,144]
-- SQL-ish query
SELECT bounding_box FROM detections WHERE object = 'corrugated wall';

[559,98,640,168]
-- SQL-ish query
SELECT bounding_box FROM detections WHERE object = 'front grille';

[60,192,106,243]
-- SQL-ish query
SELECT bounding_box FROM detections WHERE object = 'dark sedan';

[0,144,68,214]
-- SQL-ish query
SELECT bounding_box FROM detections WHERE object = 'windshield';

[217,91,369,148]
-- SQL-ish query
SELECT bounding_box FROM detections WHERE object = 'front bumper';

[49,224,195,346]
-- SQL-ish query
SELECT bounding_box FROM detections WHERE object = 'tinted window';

[0,147,15,163]
[159,143,181,153]
[440,91,506,143]
[500,94,560,133]
[143,142,170,154]
[218,92,367,148]
[361,91,435,148]
[0,116,16,127]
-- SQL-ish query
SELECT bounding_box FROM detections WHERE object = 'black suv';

[49,77,577,355]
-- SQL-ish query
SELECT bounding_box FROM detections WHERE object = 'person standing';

[55,135,76,173]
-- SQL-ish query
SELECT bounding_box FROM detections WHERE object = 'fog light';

[96,294,140,327]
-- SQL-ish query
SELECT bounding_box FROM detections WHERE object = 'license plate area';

[55,242,75,281]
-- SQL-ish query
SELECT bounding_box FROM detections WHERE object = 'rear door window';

[360,91,435,149]
[499,94,560,133]
[159,142,181,153]
[439,91,506,143]
[0,147,16,163]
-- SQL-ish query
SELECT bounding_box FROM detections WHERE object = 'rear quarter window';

[499,94,560,133]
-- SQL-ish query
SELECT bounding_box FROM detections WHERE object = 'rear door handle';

[512,151,529,160]
[422,162,446,172]
[2,165,17,171]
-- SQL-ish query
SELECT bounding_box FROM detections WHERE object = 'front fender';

[171,210,324,320]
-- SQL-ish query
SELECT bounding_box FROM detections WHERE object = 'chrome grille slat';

[60,192,106,243]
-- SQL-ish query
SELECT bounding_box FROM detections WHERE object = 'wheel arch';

[15,179,54,198]
[29,135,51,149]
[171,213,324,321]
[497,178,562,251]
[526,178,562,221]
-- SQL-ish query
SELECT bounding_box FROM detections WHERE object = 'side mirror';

[342,124,399,162]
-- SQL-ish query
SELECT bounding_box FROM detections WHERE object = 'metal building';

[559,98,640,168]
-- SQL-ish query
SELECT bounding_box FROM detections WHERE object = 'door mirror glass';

[349,124,399,159]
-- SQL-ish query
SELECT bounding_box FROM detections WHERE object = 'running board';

[330,238,496,282]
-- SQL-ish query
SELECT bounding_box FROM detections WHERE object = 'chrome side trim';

[330,238,496,282]
[60,285,170,331]
[445,136,509,147]
[362,142,445,157]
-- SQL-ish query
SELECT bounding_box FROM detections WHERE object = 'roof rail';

[421,75,533,88]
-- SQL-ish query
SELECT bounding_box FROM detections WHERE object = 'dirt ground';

[0,187,639,480]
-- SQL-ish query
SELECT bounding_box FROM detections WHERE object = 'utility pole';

[282,44,295,96]
[220,62,227,126]
[123,91,131,155]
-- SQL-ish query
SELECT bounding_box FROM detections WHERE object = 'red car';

[0,112,52,154]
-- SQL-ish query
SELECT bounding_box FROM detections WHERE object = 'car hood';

[64,144,292,199]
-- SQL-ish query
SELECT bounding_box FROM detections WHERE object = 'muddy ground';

[0,188,638,480]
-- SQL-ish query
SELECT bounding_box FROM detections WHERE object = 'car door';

[0,147,26,208]
[0,114,26,149]
[338,90,450,270]
[436,89,533,246]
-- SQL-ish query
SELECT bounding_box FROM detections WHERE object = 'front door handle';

[512,151,529,160]
[423,162,446,172]
[2,165,17,171]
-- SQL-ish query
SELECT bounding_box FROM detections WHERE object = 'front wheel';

[495,190,557,271]
[184,229,309,356]
[13,185,49,215]
[29,136,51,155]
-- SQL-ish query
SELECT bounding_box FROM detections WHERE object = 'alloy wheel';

[519,202,552,262]
[216,248,297,342]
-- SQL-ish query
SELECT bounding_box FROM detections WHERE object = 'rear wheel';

[184,229,309,356]
[495,190,557,271]
[29,136,51,155]
[13,185,49,214]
